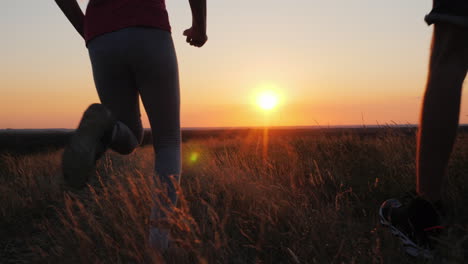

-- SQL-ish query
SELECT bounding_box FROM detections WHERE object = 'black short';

[426,0,468,27]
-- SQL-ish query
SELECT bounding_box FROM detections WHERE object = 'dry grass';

[1,129,468,263]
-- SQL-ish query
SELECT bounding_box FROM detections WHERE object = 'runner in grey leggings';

[89,27,182,201]
[88,28,182,249]
[55,0,207,250]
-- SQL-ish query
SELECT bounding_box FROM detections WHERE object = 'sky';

[1,0,466,128]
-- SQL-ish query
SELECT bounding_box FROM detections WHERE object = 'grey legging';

[87,27,181,216]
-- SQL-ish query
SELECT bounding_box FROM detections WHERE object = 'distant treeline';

[2,126,468,155]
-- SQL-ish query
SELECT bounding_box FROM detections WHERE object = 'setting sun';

[257,91,279,110]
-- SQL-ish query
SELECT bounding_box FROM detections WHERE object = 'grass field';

[1,128,467,263]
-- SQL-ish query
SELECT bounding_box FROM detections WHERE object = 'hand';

[183,27,208,47]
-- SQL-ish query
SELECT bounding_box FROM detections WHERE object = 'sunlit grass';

[1,129,468,263]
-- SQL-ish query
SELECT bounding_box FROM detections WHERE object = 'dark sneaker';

[379,197,444,258]
[62,103,115,189]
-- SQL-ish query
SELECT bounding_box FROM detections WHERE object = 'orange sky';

[2,1,467,128]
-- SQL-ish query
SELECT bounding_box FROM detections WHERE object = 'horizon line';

[4,124,468,131]
[0,124,429,131]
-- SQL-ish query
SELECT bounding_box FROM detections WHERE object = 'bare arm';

[183,0,207,47]
[55,0,85,39]
[189,0,206,33]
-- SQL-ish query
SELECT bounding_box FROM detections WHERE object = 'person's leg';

[126,27,181,249]
[379,22,468,258]
[63,29,146,189]
[87,30,145,155]
[416,23,468,203]
[129,27,181,203]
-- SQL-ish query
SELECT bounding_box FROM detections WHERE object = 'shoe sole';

[379,199,433,259]
[62,104,114,189]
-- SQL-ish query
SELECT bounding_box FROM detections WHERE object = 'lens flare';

[190,152,199,163]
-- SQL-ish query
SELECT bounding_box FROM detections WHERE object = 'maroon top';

[84,0,171,43]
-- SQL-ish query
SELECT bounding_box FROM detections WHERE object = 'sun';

[257,91,279,110]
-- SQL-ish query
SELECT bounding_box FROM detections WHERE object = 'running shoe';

[62,103,115,189]
[379,196,444,258]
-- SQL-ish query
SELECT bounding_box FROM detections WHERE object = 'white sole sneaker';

[379,199,433,259]
[62,104,115,189]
